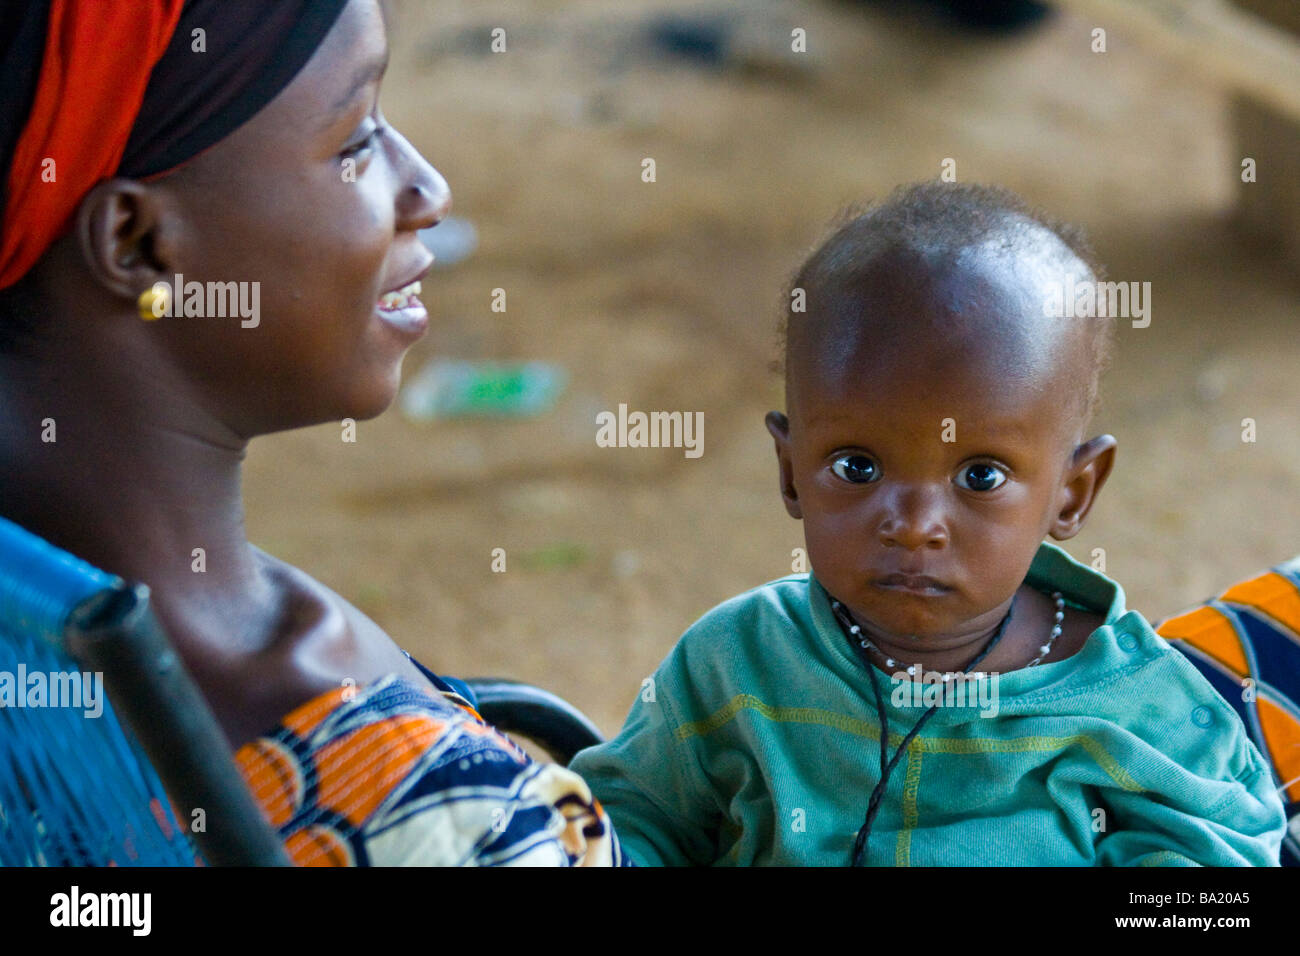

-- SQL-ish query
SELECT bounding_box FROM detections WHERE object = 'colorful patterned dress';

[235,672,631,866]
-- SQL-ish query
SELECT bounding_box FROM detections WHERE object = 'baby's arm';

[569,654,721,866]
[1094,769,1282,866]
[1092,687,1285,866]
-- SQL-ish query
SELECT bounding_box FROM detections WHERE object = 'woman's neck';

[0,282,437,745]
[0,341,279,653]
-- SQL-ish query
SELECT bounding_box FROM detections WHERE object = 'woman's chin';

[348,376,403,422]
[311,369,404,427]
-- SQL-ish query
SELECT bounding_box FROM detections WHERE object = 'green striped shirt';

[570,542,1286,866]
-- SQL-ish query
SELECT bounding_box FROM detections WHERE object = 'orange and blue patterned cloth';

[1159,557,1300,866]
[235,674,631,866]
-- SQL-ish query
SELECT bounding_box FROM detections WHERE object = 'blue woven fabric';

[0,517,196,866]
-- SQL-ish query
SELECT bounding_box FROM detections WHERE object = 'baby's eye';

[831,454,880,484]
[955,462,1007,492]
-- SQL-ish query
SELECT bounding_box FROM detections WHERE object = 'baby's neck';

[856,584,1078,679]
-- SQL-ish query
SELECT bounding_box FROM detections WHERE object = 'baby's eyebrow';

[963,419,1037,442]
[807,419,1042,456]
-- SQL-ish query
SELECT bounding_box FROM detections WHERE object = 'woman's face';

[147,0,448,436]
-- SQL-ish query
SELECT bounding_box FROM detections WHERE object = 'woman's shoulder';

[215,549,443,744]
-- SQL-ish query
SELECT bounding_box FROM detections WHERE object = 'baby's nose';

[876,492,949,549]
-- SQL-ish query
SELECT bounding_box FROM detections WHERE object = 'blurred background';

[244,0,1300,736]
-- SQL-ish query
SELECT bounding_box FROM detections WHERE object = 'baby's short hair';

[778,181,1114,426]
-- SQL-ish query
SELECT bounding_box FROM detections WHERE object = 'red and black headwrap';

[0,0,351,290]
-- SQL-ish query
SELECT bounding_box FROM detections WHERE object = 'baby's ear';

[1049,435,1117,540]
[765,411,802,520]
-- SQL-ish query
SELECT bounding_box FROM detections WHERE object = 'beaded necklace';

[828,590,1065,866]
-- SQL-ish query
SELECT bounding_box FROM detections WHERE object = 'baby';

[570,182,1287,866]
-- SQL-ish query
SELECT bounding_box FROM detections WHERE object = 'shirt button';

[1118,633,1138,651]
[1191,705,1214,728]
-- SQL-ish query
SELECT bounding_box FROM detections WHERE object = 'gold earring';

[137,282,171,320]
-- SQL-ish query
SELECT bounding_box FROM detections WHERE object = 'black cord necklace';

[829,595,1017,867]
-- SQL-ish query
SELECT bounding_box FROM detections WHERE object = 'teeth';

[377,281,422,310]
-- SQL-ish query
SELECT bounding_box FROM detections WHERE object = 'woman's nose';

[391,128,451,231]
[876,489,949,550]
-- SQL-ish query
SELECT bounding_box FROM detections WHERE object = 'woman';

[0,0,626,866]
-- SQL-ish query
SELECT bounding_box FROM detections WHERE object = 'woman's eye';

[342,125,383,158]
[830,454,880,484]
[955,463,1007,492]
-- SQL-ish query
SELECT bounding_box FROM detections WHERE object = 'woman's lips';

[872,573,950,596]
[375,279,428,335]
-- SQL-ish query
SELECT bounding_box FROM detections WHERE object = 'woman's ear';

[75,178,175,300]
[1048,434,1117,540]
[765,410,802,520]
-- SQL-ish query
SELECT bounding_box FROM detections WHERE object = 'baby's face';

[771,248,1104,645]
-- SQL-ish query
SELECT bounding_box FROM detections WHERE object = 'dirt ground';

[243,0,1300,737]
